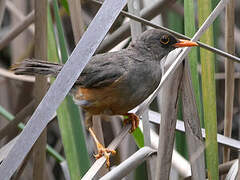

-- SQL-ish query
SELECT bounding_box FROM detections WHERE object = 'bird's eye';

[160,35,170,44]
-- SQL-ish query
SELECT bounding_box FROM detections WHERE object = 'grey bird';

[12,29,198,167]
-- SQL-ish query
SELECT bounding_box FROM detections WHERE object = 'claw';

[123,113,139,133]
[88,127,116,168]
[94,142,116,168]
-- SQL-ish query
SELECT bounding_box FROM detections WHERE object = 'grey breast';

[117,56,162,109]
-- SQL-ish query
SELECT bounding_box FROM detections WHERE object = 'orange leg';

[88,127,116,167]
[123,113,140,133]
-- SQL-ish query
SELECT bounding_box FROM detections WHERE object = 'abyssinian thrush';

[12,29,197,167]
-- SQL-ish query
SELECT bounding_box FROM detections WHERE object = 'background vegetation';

[0,0,239,179]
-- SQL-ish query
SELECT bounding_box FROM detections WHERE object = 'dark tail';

[11,59,63,77]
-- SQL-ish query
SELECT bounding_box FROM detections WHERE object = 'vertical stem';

[155,53,183,180]
[223,0,235,163]
[33,0,48,179]
[0,0,6,25]
[198,0,219,179]
[181,61,205,180]
[184,0,203,124]
[128,0,142,40]
[67,0,85,43]
[238,150,240,179]
[238,81,240,179]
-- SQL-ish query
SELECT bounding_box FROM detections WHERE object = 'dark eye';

[160,35,170,44]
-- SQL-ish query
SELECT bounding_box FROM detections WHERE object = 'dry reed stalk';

[155,50,183,180]
[67,0,85,43]
[32,0,48,179]
[223,0,235,164]
[0,0,6,25]
[181,61,205,180]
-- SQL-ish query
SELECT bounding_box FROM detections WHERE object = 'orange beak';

[173,39,198,48]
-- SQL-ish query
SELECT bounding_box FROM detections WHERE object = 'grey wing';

[76,52,128,88]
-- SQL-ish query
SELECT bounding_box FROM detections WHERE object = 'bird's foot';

[123,113,139,133]
[94,142,116,168]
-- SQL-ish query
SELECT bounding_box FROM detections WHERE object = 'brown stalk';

[67,0,85,43]
[223,0,235,164]
[0,0,6,25]
[32,0,48,179]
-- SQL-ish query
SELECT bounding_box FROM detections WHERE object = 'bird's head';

[130,29,198,60]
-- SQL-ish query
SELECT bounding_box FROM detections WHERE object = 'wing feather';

[77,51,129,88]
